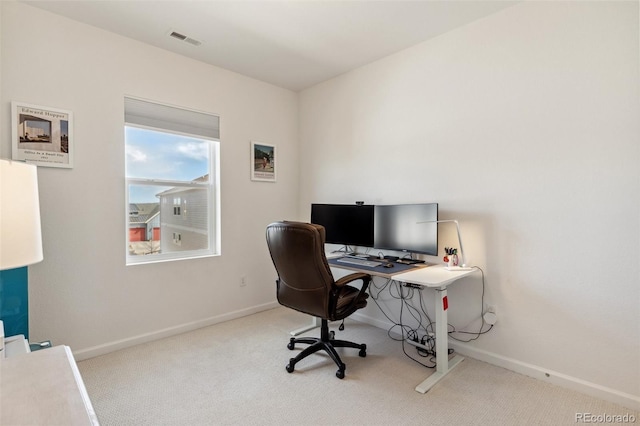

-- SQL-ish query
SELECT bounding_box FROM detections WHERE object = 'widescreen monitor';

[310,204,375,247]
[374,203,438,256]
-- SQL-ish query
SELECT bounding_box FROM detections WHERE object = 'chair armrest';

[335,272,371,289]
[336,272,371,299]
[331,273,372,320]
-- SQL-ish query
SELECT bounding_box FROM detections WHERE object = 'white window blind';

[124,97,219,139]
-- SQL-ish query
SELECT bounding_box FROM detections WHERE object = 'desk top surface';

[392,264,477,287]
[328,254,476,287]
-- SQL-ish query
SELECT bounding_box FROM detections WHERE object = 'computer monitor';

[374,203,438,256]
[310,204,375,247]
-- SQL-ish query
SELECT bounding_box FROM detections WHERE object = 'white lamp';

[417,219,474,271]
[0,159,43,270]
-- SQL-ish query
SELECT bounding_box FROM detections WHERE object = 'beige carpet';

[78,308,637,425]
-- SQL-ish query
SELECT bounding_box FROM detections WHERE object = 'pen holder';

[444,247,459,267]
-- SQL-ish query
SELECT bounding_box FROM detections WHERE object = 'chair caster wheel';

[359,344,367,357]
[286,360,295,373]
[330,331,335,340]
[336,369,345,379]
[287,339,295,350]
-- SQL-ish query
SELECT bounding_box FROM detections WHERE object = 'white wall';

[299,1,639,407]
[1,2,297,357]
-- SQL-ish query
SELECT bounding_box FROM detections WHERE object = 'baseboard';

[73,301,280,361]
[351,312,640,411]
[448,341,640,412]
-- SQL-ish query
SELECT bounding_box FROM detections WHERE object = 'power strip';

[403,283,422,289]
[405,338,431,352]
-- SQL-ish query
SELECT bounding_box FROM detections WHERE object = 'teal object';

[0,267,29,339]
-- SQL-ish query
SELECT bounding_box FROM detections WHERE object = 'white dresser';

[0,321,99,425]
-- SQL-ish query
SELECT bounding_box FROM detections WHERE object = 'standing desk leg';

[289,317,321,336]
[415,287,464,393]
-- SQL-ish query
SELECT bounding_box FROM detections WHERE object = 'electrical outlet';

[483,304,498,325]
[240,276,247,287]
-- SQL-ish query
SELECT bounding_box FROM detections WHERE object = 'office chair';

[265,221,372,379]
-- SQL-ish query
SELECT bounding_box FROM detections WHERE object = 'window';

[173,198,182,216]
[125,97,220,265]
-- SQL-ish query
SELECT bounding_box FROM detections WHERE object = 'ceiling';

[23,1,517,92]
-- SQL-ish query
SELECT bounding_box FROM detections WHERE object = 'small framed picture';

[12,101,74,169]
[250,141,276,182]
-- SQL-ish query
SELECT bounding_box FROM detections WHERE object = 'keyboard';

[336,257,382,267]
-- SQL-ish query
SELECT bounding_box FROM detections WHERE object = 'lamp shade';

[0,159,43,270]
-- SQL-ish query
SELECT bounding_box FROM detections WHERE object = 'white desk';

[393,265,477,393]
[291,258,476,393]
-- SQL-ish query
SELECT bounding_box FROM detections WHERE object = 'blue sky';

[126,126,210,203]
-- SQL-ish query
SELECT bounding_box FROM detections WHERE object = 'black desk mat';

[328,257,419,274]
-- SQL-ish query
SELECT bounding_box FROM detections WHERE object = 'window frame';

[124,103,221,266]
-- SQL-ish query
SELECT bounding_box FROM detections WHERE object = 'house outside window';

[125,97,220,265]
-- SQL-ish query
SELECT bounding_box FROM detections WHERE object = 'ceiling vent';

[168,30,202,47]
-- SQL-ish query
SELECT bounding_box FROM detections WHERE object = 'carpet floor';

[77,307,638,425]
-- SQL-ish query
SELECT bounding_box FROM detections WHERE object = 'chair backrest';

[265,221,334,319]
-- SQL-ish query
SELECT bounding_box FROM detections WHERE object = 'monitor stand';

[346,253,369,258]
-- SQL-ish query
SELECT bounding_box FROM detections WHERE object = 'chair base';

[285,319,366,379]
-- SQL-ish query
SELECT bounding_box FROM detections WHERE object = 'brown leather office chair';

[265,221,371,379]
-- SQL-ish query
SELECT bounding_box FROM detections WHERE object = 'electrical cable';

[371,266,494,368]
[447,266,494,342]
[369,277,413,342]
[397,281,436,368]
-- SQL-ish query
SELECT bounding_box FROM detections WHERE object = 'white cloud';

[126,145,148,163]
[176,141,208,160]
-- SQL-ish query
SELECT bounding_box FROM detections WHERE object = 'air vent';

[184,37,202,47]
[168,30,202,46]
[169,31,187,41]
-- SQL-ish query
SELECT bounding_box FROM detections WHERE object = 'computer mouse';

[383,263,394,268]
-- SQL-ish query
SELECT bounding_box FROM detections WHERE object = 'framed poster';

[12,101,74,168]
[251,141,276,182]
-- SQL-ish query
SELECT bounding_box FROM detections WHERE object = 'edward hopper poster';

[12,101,74,168]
